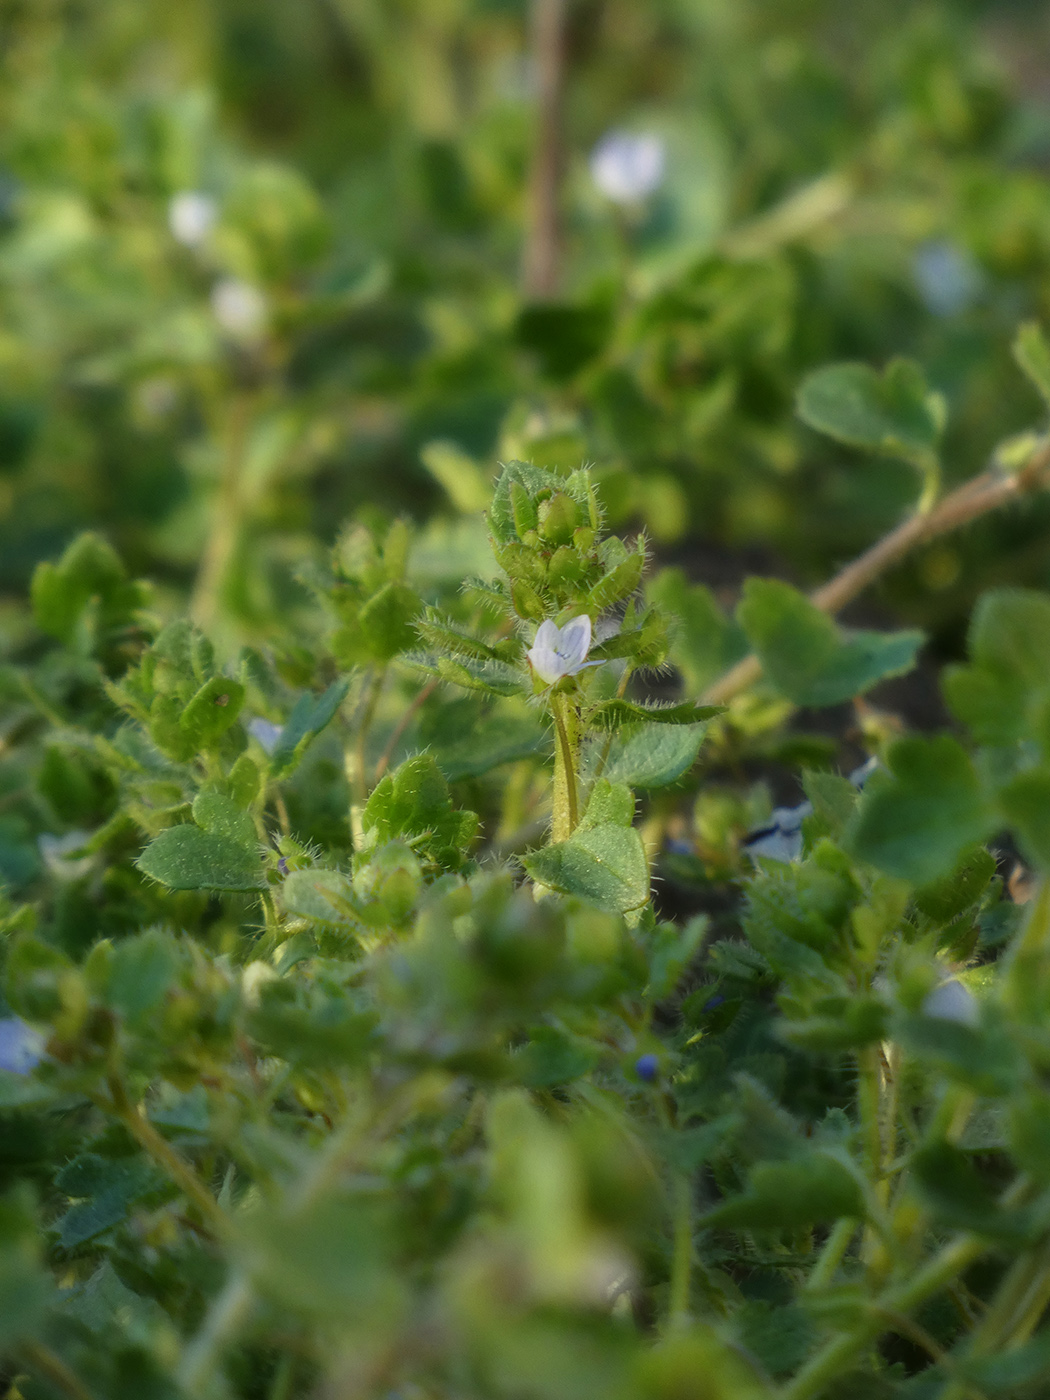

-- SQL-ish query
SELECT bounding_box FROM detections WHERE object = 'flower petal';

[559,614,592,664]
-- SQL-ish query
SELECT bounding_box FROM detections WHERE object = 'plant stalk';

[522,0,566,298]
[104,1075,228,1238]
[550,690,580,840]
[703,442,1050,706]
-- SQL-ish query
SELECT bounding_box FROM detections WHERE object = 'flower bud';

[538,493,579,547]
[511,578,546,621]
[548,545,585,589]
[510,480,539,539]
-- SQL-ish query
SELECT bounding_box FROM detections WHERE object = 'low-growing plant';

[10,329,1050,1399]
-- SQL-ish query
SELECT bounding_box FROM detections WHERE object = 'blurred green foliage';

[3,0,1050,651]
[9,2,1050,1398]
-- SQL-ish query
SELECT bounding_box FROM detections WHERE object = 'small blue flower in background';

[743,758,881,865]
[0,1018,44,1075]
[635,1053,659,1083]
[922,979,979,1028]
[590,131,666,204]
[913,241,982,318]
[248,718,284,755]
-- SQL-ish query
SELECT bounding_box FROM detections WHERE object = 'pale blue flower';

[590,132,665,204]
[248,717,283,755]
[0,1018,44,1075]
[527,615,601,686]
[913,241,981,318]
[922,979,979,1027]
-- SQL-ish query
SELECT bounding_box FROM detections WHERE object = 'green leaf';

[137,824,264,891]
[738,579,923,707]
[589,699,723,728]
[192,789,257,847]
[848,735,994,884]
[179,675,246,747]
[646,569,749,694]
[596,722,710,789]
[894,1012,1022,1097]
[362,755,478,871]
[240,1195,401,1322]
[523,824,649,913]
[944,589,1050,746]
[281,868,360,924]
[1014,321,1050,407]
[60,1260,166,1336]
[107,928,180,1022]
[270,678,350,777]
[796,358,944,461]
[911,1142,1030,1241]
[433,712,548,782]
[704,1151,864,1230]
[54,1154,165,1250]
[1000,769,1050,868]
[0,1188,51,1348]
[30,531,146,651]
[647,916,707,1001]
[515,1026,598,1087]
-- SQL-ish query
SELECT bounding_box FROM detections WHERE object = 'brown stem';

[373,678,438,785]
[702,443,1050,706]
[522,0,566,299]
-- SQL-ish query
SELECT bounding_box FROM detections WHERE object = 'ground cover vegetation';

[9,1,1050,1397]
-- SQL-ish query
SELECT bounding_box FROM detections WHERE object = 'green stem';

[782,1234,986,1400]
[550,690,579,841]
[668,1171,693,1329]
[177,1270,254,1393]
[806,1218,858,1293]
[103,1076,228,1238]
[1003,879,1050,1022]
[268,1353,297,1400]
[352,666,387,809]
[17,1341,95,1400]
[190,391,254,635]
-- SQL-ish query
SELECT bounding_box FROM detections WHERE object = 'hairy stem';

[103,1075,227,1238]
[351,665,388,811]
[550,691,580,840]
[177,1270,254,1394]
[522,0,566,298]
[703,443,1050,706]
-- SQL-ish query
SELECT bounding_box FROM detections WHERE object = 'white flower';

[211,278,267,340]
[527,615,601,686]
[168,191,217,247]
[590,131,665,204]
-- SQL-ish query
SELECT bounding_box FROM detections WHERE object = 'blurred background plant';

[4,0,1050,659]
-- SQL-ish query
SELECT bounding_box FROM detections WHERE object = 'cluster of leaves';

[9,363,1050,1399]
